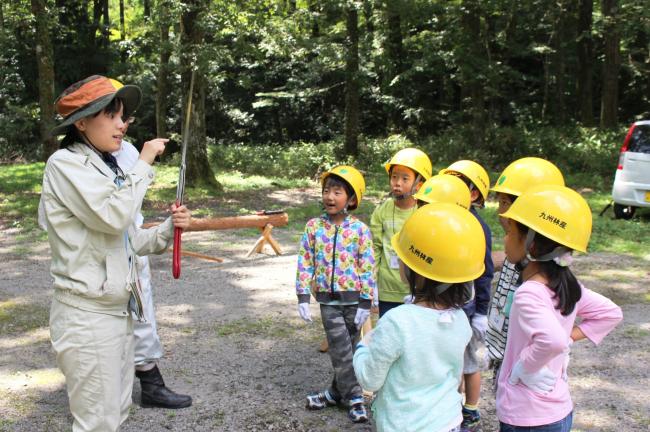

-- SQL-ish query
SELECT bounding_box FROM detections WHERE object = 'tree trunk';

[363,0,374,34]
[91,0,108,51]
[542,2,574,125]
[600,0,620,129]
[155,0,171,140]
[551,1,574,125]
[102,0,109,32]
[308,0,319,38]
[143,0,151,18]
[181,0,221,190]
[344,3,360,157]
[459,0,486,146]
[119,0,126,63]
[31,0,58,160]
[576,0,594,126]
[384,1,404,131]
[385,2,403,82]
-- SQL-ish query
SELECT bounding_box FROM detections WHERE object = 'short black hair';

[453,172,484,206]
[389,165,419,179]
[323,174,358,210]
[497,192,517,204]
[405,267,469,309]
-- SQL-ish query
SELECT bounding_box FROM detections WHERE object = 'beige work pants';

[50,299,134,432]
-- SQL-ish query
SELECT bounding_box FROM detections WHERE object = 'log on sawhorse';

[144,211,289,257]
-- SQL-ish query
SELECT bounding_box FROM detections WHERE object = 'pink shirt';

[496,280,622,426]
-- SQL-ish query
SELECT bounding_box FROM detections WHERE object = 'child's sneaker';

[305,390,338,410]
[461,406,481,432]
[348,397,369,423]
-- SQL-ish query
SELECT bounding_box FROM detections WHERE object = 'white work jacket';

[40,142,174,316]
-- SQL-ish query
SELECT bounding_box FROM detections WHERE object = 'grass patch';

[0,163,44,194]
[622,325,650,339]
[0,301,49,334]
[0,419,17,432]
[211,409,226,428]
[215,316,302,338]
[2,158,650,259]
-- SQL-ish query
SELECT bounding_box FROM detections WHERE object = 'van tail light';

[618,124,636,170]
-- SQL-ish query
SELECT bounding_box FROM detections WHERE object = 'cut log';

[165,249,224,263]
[143,212,288,232]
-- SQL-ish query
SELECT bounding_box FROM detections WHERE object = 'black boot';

[136,365,192,409]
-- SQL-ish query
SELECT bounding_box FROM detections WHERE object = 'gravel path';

[1,195,649,431]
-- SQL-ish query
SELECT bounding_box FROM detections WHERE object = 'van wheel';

[613,203,636,220]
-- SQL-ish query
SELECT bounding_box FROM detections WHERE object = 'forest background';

[2,2,650,430]
[1,0,650,190]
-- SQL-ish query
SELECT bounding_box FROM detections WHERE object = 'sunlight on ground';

[0,327,49,350]
[0,367,64,392]
[155,304,196,326]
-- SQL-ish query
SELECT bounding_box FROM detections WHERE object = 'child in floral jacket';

[295,165,376,424]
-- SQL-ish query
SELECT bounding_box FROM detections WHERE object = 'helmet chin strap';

[391,174,422,200]
[516,229,572,271]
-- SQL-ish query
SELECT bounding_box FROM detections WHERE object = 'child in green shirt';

[370,148,432,317]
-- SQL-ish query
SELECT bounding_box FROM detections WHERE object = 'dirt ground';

[1,188,649,432]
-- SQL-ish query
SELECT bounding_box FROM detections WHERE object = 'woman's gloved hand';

[508,360,556,394]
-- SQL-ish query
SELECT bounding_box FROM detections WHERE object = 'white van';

[611,120,650,219]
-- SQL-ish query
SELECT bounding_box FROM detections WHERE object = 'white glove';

[471,314,488,340]
[402,294,414,304]
[562,339,573,382]
[508,360,556,394]
[298,303,312,323]
[354,307,370,329]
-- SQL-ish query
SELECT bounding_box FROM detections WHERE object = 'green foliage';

[209,141,341,179]
[215,315,303,338]
[0,300,49,334]
[0,163,44,234]
[0,30,41,160]
[418,124,622,189]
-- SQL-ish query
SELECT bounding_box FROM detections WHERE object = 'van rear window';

[629,125,650,153]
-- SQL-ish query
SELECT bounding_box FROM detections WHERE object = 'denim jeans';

[499,411,573,432]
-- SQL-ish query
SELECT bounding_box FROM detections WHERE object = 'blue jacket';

[463,206,494,317]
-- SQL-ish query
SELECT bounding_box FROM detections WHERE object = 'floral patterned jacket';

[295,215,376,309]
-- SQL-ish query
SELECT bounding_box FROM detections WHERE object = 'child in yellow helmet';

[486,157,565,392]
[497,185,622,430]
[441,160,493,432]
[413,174,472,210]
[370,148,432,317]
[295,165,376,423]
[354,203,485,432]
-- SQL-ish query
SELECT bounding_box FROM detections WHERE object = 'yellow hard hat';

[391,203,486,283]
[384,148,433,180]
[413,174,471,210]
[321,165,366,208]
[441,160,490,201]
[501,185,592,253]
[492,157,565,196]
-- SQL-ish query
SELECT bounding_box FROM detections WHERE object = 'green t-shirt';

[370,199,417,302]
